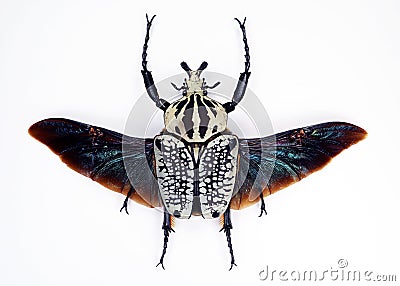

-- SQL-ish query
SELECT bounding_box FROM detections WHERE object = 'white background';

[1,0,399,285]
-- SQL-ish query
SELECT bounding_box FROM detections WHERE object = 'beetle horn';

[198,61,208,71]
[180,62,192,75]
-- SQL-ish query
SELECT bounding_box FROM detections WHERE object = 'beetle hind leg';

[220,207,237,270]
[156,212,174,270]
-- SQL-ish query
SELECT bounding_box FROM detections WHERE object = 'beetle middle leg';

[119,186,135,215]
[156,211,174,270]
[258,193,268,217]
[220,206,237,270]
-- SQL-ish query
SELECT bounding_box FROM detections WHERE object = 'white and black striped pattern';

[164,93,228,142]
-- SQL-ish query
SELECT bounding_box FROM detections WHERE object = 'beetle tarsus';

[119,200,129,214]
[225,227,237,271]
[142,14,156,71]
[258,194,268,217]
[119,187,135,215]
[156,212,174,270]
[234,17,250,73]
[220,207,237,270]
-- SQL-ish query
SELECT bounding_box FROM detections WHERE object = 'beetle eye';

[203,90,208,96]
[183,90,187,96]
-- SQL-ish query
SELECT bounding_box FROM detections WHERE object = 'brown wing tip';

[28,118,64,146]
[359,126,368,139]
[342,122,368,147]
[346,122,367,136]
[28,120,46,142]
[28,119,62,155]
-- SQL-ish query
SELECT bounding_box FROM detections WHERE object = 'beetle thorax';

[164,92,228,142]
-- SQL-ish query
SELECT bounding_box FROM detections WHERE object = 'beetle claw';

[119,188,134,215]
[156,261,166,270]
[229,262,238,271]
[119,203,129,215]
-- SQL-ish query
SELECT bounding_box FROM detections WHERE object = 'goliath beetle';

[29,15,367,270]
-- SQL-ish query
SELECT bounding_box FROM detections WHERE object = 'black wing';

[29,118,161,208]
[231,122,367,210]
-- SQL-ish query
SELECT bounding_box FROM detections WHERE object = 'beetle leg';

[258,194,268,217]
[220,206,237,270]
[119,186,135,215]
[141,14,170,111]
[223,17,251,113]
[156,211,174,270]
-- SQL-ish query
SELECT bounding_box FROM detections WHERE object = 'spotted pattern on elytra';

[154,134,239,219]
[154,135,194,219]
[198,135,239,219]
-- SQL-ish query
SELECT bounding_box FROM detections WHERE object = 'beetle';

[29,14,367,270]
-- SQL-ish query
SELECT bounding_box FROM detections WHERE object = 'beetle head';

[171,61,220,96]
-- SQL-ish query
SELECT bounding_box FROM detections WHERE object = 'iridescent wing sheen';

[231,122,367,210]
[28,118,161,208]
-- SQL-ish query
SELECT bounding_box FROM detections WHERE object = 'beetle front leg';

[156,211,174,270]
[223,17,251,113]
[220,206,237,270]
[141,14,170,111]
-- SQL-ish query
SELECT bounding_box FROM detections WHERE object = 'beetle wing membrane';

[29,120,367,212]
[231,122,367,210]
[28,118,161,208]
